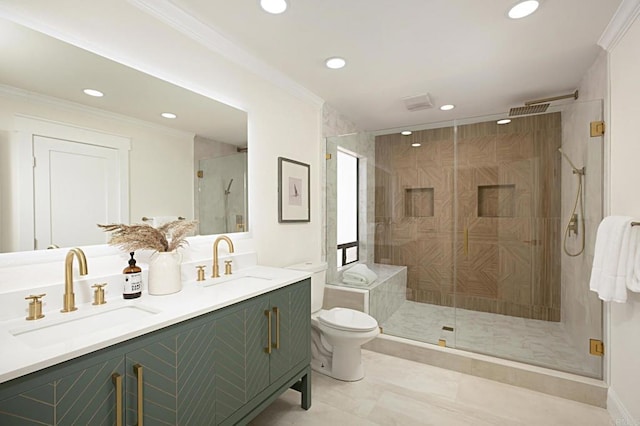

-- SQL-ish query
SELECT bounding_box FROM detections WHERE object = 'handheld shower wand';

[225,178,234,195]
[224,178,234,232]
[558,148,585,257]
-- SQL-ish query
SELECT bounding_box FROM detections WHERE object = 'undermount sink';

[199,271,274,287]
[10,304,159,348]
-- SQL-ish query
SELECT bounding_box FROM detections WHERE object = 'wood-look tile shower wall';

[375,113,561,321]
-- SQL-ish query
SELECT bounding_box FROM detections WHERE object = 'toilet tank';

[286,261,327,314]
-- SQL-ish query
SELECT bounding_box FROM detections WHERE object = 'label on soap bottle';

[124,272,142,299]
[123,252,142,299]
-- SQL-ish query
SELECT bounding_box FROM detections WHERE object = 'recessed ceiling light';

[83,88,103,97]
[440,104,455,111]
[508,1,539,19]
[325,57,346,69]
[411,143,421,147]
[497,119,512,125]
[161,112,177,119]
[260,0,287,14]
[401,131,412,136]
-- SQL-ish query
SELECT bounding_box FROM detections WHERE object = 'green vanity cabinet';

[0,355,125,425]
[0,278,311,426]
[215,279,312,425]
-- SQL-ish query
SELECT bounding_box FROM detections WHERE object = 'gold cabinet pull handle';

[264,310,272,354]
[111,373,123,426]
[272,306,280,350]
[133,364,144,426]
[464,228,469,257]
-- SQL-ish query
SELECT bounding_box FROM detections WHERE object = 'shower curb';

[364,334,607,408]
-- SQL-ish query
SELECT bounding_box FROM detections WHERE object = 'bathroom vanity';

[0,252,311,425]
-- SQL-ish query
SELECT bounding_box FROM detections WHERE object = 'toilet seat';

[318,307,378,332]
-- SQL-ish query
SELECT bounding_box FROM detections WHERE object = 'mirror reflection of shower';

[559,147,586,257]
[224,178,234,232]
[198,151,248,235]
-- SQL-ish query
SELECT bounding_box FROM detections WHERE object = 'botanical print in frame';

[278,157,310,222]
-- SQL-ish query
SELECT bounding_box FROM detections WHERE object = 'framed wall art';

[278,157,310,222]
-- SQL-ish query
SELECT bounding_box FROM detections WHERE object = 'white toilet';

[287,261,379,381]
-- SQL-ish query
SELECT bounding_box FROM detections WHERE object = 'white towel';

[589,216,634,302]
[342,264,378,286]
[626,225,640,292]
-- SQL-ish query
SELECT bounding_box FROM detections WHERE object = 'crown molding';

[127,0,324,107]
[598,0,640,51]
[0,84,195,139]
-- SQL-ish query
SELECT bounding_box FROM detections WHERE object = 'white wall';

[0,88,194,253]
[608,12,640,423]
[0,0,322,266]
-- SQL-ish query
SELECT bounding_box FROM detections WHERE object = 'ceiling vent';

[402,93,433,112]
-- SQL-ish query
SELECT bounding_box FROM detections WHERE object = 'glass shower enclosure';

[326,99,604,378]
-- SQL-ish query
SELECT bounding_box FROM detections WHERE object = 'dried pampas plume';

[98,220,197,253]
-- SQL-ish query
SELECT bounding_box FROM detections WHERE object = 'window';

[337,150,359,267]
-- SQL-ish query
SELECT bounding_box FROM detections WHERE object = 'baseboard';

[608,387,638,425]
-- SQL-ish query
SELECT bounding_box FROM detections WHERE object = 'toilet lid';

[318,308,378,332]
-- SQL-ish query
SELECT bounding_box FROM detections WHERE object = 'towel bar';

[142,216,185,222]
[632,222,640,227]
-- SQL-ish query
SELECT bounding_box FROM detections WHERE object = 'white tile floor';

[380,301,599,377]
[250,350,613,425]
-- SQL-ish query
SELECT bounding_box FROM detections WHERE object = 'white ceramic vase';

[148,251,182,295]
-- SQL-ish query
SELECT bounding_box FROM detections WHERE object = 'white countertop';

[0,265,310,384]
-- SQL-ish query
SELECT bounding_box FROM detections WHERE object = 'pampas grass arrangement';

[98,220,197,253]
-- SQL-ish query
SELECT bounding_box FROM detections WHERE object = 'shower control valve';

[568,213,579,237]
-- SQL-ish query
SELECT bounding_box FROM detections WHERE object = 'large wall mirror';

[0,18,248,253]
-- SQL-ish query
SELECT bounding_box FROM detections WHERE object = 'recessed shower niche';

[405,187,434,217]
[477,184,515,217]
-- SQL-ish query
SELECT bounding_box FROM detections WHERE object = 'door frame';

[15,115,130,251]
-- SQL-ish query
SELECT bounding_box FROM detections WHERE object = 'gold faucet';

[212,236,234,278]
[61,248,88,313]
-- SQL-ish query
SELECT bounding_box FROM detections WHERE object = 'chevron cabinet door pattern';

[125,320,215,426]
[0,356,124,426]
[243,298,270,403]
[268,286,291,383]
[213,307,246,424]
[267,282,310,383]
[176,322,217,425]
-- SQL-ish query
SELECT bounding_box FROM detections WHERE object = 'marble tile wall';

[325,132,376,284]
[367,264,407,324]
[375,114,562,321]
[321,103,361,266]
[323,285,367,312]
[324,263,407,324]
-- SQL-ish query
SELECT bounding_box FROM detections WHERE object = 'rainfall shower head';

[509,90,578,117]
[509,104,549,117]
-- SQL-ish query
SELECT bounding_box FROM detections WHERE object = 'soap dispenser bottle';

[123,252,142,299]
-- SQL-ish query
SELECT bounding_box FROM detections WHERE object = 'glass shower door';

[452,102,604,378]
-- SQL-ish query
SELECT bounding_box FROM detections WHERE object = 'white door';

[33,136,120,249]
